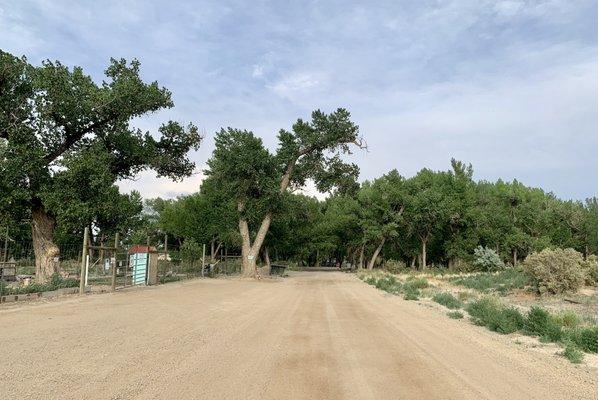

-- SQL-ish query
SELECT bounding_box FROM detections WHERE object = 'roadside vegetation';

[0,274,78,296]
[359,247,598,365]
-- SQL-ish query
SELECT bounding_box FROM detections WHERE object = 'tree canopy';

[0,50,201,281]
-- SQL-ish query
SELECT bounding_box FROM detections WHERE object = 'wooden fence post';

[201,243,206,277]
[111,233,119,291]
[79,227,89,295]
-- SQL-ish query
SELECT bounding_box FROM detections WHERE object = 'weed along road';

[0,272,595,400]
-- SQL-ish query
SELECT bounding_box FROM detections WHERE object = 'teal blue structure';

[129,252,149,285]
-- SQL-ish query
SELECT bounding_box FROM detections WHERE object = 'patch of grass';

[0,274,79,295]
[450,269,530,295]
[405,276,429,289]
[561,344,584,364]
[374,275,402,294]
[432,292,463,309]
[447,311,464,319]
[403,286,420,300]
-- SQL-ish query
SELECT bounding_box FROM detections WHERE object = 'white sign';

[247,255,255,260]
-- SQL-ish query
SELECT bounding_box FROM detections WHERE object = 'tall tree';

[0,51,201,282]
[204,109,364,276]
[358,170,407,269]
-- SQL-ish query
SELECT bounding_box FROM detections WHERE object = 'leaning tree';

[0,51,201,282]
[204,109,364,277]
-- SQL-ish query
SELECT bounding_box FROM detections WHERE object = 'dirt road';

[0,272,595,399]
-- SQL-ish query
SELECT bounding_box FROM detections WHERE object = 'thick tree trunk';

[262,247,271,275]
[358,242,365,269]
[238,200,273,277]
[421,238,428,270]
[367,237,386,270]
[31,205,60,283]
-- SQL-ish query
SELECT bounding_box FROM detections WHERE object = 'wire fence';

[1,238,243,302]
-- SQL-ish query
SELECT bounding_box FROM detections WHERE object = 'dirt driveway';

[0,272,595,399]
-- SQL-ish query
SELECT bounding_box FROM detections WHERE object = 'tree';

[204,109,364,277]
[358,170,407,269]
[404,169,451,269]
[0,51,201,282]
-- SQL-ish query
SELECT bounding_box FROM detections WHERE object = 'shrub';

[432,292,462,309]
[562,344,584,364]
[552,310,582,329]
[450,269,530,295]
[375,275,401,294]
[385,259,407,274]
[466,297,502,326]
[405,276,429,289]
[403,286,420,300]
[447,311,464,319]
[524,307,562,342]
[487,307,525,334]
[522,248,585,294]
[567,327,598,353]
[582,255,598,286]
[473,246,504,272]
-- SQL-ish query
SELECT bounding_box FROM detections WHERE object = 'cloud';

[2,0,598,200]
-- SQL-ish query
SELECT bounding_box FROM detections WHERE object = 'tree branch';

[43,114,116,164]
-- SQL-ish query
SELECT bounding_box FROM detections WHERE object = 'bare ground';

[0,271,596,400]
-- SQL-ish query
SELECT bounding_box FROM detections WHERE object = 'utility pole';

[79,227,89,295]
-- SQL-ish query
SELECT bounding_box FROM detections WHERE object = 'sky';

[1,0,597,200]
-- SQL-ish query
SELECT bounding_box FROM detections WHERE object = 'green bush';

[562,344,584,364]
[567,327,598,353]
[473,246,504,271]
[432,292,462,309]
[487,307,525,334]
[552,310,582,328]
[403,286,420,300]
[375,275,400,293]
[524,307,563,342]
[466,297,502,326]
[522,248,585,294]
[385,259,407,274]
[447,311,464,319]
[465,297,524,334]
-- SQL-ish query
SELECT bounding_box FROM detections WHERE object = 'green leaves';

[0,50,200,240]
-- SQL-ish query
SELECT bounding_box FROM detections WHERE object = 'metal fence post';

[111,233,119,291]
[79,227,89,295]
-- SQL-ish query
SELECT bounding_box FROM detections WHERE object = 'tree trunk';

[31,205,60,283]
[238,200,273,277]
[263,246,271,275]
[421,238,428,270]
[367,237,386,270]
[513,248,517,267]
[358,242,365,269]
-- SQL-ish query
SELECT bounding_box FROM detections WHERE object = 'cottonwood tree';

[204,109,364,276]
[0,51,201,282]
[358,170,407,269]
